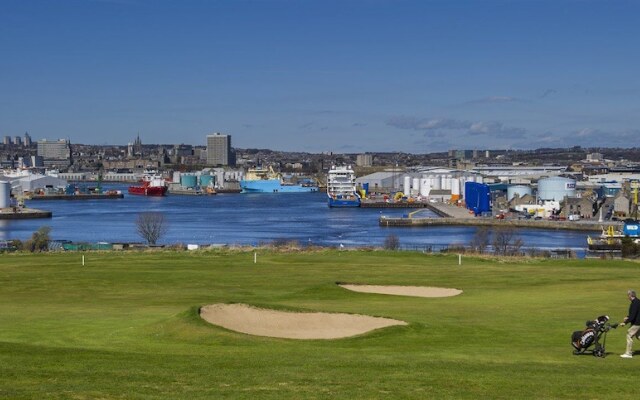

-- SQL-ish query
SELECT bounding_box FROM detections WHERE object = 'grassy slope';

[0,250,637,399]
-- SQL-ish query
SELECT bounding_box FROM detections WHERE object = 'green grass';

[1,250,638,399]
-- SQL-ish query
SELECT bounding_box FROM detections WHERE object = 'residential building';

[206,133,234,166]
[37,139,71,160]
[356,153,373,167]
[560,196,595,219]
[614,194,630,218]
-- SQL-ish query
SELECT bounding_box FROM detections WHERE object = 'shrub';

[384,235,400,250]
[136,212,168,246]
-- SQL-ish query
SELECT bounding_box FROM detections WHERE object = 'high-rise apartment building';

[37,139,71,160]
[206,133,234,166]
[14,136,22,146]
[24,132,32,146]
[356,154,373,167]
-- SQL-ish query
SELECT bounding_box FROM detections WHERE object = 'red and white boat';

[128,174,168,196]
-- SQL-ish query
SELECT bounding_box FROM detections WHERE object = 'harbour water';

[1,185,590,254]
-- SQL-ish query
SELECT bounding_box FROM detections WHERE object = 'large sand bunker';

[200,303,407,339]
[339,284,462,298]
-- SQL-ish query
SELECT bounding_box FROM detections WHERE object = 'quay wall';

[379,216,613,232]
[0,208,52,219]
[29,194,124,200]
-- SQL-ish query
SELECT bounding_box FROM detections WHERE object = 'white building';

[9,173,67,192]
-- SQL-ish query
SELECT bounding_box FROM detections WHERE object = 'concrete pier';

[360,201,431,208]
[29,193,124,200]
[0,207,52,219]
[379,201,616,232]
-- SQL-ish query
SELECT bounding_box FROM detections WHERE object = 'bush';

[271,239,300,249]
[10,239,23,251]
[384,235,400,250]
[492,227,523,256]
[443,245,467,254]
[621,237,640,258]
[23,226,51,252]
[136,212,168,246]
[469,226,490,253]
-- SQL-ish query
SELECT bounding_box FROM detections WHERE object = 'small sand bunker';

[200,303,407,339]
[339,284,462,298]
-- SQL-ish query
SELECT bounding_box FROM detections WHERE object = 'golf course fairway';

[0,250,637,399]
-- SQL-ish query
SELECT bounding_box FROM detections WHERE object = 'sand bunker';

[339,284,462,298]
[200,303,407,339]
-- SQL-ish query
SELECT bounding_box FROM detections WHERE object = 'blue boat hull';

[240,179,318,193]
[328,195,361,208]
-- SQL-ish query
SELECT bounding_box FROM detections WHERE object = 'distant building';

[37,139,71,160]
[37,139,72,168]
[355,171,403,193]
[614,194,630,217]
[356,154,373,167]
[449,149,474,160]
[448,149,474,168]
[12,174,67,192]
[173,144,194,164]
[586,152,603,162]
[31,155,44,168]
[560,196,594,219]
[126,134,143,158]
[14,136,22,146]
[206,133,235,166]
[23,132,32,147]
[3,136,10,146]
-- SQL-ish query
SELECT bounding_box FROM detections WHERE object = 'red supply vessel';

[128,174,168,196]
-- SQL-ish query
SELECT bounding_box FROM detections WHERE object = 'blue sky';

[1,0,639,153]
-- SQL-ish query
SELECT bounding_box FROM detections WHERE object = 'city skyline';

[2,0,639,153]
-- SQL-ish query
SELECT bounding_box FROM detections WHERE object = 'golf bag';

[571,315,617,357]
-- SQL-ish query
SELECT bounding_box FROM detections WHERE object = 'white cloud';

[387,115,527,138]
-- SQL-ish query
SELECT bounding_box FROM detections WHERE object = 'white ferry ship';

[327,165,360,207]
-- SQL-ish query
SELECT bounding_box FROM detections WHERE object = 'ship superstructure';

[327,165,360,207]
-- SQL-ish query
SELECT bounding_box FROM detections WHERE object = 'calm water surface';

[1,185,590,254]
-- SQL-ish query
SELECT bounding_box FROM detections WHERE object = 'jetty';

[167,187,206,196]
[29,193,124,200]
[360,200,431,208]
[0,207,52,220]
[379,202,615,232]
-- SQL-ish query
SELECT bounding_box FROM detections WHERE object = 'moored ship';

[327,165,360,207]
[240,167,318,193]
[587,221,640,251]
[128,174,168,196]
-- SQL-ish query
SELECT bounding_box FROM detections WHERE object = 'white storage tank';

[0,181,11,208]
[432,176,441,190]
[420,178,431,197]
[412,178,420,195]
[507,185,533,201]
[537,177,576,201]
[459,176,466,188]
[403,176,411,196]
[451,178,461,196]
